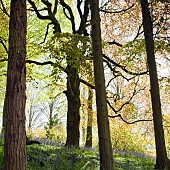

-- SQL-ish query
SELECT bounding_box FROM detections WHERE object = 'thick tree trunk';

[85,87,93,147]
[3,0,27,169]
[65,64,80,146]
[140,0,170,169]
[90,0,114,169]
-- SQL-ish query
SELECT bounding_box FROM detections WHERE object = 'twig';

[0,37,8,54]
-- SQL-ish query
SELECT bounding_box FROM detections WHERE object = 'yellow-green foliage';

[110,122,146,154]
[27,126,66,143]
[45,32,93,78]
[45,125,66,142]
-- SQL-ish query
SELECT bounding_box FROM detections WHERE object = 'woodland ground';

[0,138,156,170]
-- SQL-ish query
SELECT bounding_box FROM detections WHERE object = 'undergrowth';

[0,143,155,169]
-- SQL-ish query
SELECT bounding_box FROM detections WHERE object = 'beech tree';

[90,0,114,169]
[3,0,27,169]
[140,0,170,169]
[27,0,91,147]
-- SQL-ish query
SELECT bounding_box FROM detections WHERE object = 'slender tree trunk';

[49,101,54,129]
[140,0,170,169]
[65,64,80,146]
[3,0,27,169]
[85,87,93,147]
[28,105,33,130]
[90,0,114,169]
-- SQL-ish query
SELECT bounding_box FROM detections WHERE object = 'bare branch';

[107,77,146,112]
[134,23,144,40]
[60,0,75,33]
[28,0,61,33]
[77,0,90,35]
[100,3,135,14]
[53,0,58,15]
[39,22,53,44]
[108,40,123,47]
[0,37,8,54]
[79,78,95,89]
[103,54,148,76]
[0,0,10,17]
[27,60,65,70]
[77,0,83,20]
[27,7,47,12]
[28,0,51,20]
[108,114,152,124]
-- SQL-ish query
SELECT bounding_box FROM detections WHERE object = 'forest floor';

[0,139,156,169]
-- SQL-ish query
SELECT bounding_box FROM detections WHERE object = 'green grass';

[0,144,155,170]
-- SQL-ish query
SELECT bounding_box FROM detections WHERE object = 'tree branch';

[28,0,51,20]
[134,23,144,40]
[108,114,152,124]
[103,54,148,76]
[77,0,90,35]
[60,0,75,33]
[0,0,10,17]
[107,78,146,112]
[79,78,95,89]
[53,0,58,15]
[40,22,53,44]
[0,37,8,54]
[28,0,61,33]
[100,4,135,14]
[26,59,65,71]
[108,40,123,47]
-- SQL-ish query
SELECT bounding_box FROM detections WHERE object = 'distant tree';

[140,0,170,169]
[90,0,114,169]
[85,87,93,147]
[3,0,27,169]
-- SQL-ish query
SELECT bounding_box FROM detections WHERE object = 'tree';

[90,0,114,169]
[28,0,91,147]
[140,0,170,169]
[3,0,27,169]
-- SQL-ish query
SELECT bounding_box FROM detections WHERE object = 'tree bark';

[140,0,170,169]
[65,65,80,146]
[90,0,114,169]
[85,87,93,147]
[3,0,27,169]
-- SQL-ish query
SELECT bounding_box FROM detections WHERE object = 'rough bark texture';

[3,0,27,169]
[65,65,80,146]
[85,87,93,147]
[90,0,114,169]
[140,0,170,169]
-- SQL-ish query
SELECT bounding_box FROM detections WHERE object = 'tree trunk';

[49,101,54,129]
[140,0,170,169]
[85,87,93,147]
[90,0,114,169]
[3,0,27,169]
[65,64,80,146]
